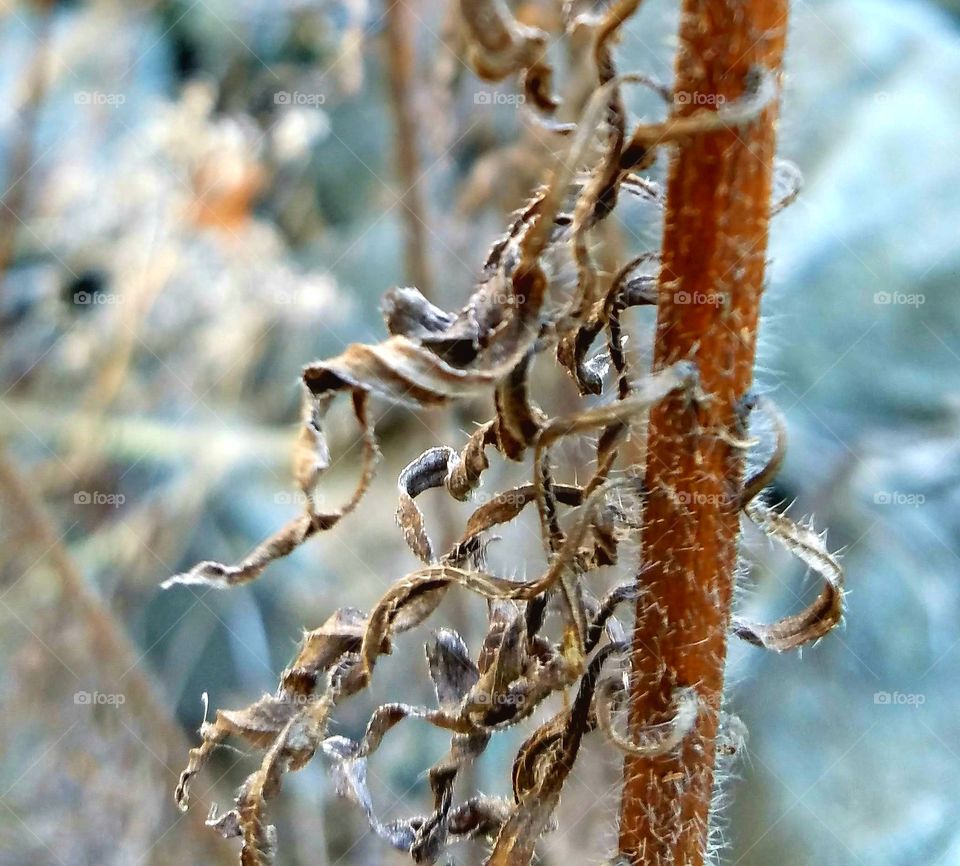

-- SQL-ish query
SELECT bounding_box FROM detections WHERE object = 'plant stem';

[383,0,433,293]
[618,2,788,863]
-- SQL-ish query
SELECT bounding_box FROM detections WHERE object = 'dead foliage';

[164,3,842,864]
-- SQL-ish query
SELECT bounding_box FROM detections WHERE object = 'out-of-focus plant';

[165,2,844,865]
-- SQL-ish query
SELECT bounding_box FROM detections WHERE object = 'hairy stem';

[618,2,788,863]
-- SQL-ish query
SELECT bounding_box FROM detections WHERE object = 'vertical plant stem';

[0,4,51,276]
[383,0,433,292]
[618,2,788,863]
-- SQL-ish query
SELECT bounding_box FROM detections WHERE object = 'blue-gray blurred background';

[1,0,958,864]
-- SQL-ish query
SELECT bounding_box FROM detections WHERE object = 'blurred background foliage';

[1,0,959,864]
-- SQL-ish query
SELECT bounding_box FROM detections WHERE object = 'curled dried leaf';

[771,158,803,215]
[457,0,557,111]
[322,736,421,851]
[487,643,620,866]
[161,514,318,590]
[739,393,787,507]
[322,737,506,859]
[584,581,641,652]
[454,482,583,561]
[596,680,698,757]
[533,360,699,551]
[397,446,461,563]
[382,286,458,341]
[302,335,533,409]
[621,64,779,168]
[446,420,497,501]
[734,500,845,651]
[235,698,333,864]
[176,695,333,813]
[427,629,480,711]
[568,251,660,398]
[163,391,379,589]
[493,351,544,460]
[731,395,844,651]
[280,607,381,697]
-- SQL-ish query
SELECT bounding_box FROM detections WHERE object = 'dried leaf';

[163,391,379,589]
[447,796,512,838]
[734,500,845,651]
[457,0,557,111]
[426,629,480,712]
[771,158,803,215]
[232,698,333,864]
[397,447,461,562]
[621,65,779,166]
[565,251,659,397]
[739,394,787,507]
[161,514,317,590]
[486,643,620,866]
[732,396,844,651]
[596,680,698,757]
[280,607,380,697]
[382,286,458,340]
[455,482,583,557]
[493,351,544,460]
[322,737,506,858]
[584,581,641,652]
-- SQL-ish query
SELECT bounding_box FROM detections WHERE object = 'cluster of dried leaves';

[164,2,843,864]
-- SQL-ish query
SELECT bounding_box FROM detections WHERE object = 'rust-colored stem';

[618,2,788,863]
[383,0,433,292]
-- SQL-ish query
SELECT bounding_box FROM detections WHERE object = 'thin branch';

[382,0,433,292]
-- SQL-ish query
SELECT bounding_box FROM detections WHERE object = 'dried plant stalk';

[382,0,433,291]
[163,2,845,863]
[618,2,790,863]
